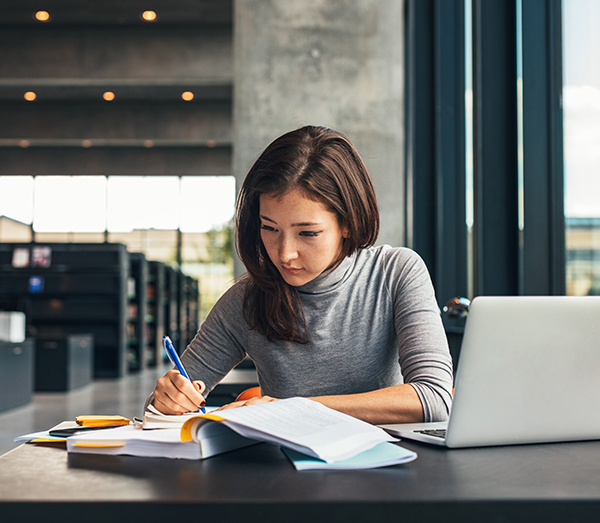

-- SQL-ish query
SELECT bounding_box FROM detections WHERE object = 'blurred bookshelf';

[0,242,199,378]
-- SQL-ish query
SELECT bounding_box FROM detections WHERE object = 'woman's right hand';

[152,370,206,415]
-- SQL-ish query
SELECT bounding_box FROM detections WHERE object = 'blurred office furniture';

[127,252,148,372]
[34,333,93,392]
[0,243,128,378]
[0,243,199,380]
[178,272,199,355]
[0,339,33,413]
[206,366,259,407]
[0,311,26,342]
[441,296,470,371]
[163,265,179,359]
[146,260,166,368]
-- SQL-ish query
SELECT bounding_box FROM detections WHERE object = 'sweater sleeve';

[384,248,454,422]
[180,282,249,395]
[143,281,249,412]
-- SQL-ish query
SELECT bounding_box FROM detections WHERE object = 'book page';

[210,397,395,463]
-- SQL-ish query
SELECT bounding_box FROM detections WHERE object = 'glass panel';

[1,173,235,322]
[0,176,34,242]
[106,176,180,232]
[179,176,236,233]
[563,0,600,296]
[106,176,180,265]
[33,176,107,233]
[180,176,236,319]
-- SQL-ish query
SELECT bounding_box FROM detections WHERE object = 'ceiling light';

[35,11,51,22]
[103,91,115,101]
[24,92,37,101]
[141,11,157,22]
[181,91,194,101]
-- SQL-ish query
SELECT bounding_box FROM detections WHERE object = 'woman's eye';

[300,231,320,237]
[261,224,276,232]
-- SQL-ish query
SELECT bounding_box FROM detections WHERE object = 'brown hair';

[236,126,379,343]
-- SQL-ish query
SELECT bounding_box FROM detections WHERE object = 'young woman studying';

[149,125,453,425]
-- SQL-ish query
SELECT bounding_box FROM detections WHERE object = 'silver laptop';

[380,296,600,448]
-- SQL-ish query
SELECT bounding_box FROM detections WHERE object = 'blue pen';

[163,336,206,413]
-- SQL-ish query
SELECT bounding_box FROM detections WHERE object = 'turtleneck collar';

[295,251,356,295]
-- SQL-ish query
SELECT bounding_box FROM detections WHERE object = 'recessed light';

[181,91,194,101]
[141,11,157,22]
[103,91,115,101]
[35,11,51,22]
[24,92,37,101]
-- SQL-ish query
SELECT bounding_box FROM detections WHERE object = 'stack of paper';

[67,424,255,459]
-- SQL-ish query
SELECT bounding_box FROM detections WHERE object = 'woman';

[150,126,453,424]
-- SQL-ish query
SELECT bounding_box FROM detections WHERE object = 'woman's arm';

[308,384,423,424]
[216,384,424,425]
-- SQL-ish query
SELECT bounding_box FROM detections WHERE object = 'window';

[0,175,236,320]
[563,0,600,296]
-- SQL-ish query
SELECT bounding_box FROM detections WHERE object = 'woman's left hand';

[215,395,278,410]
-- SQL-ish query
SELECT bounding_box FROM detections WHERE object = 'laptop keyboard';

[415,429,447,439]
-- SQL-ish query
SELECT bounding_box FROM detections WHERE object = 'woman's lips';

[281,265,302,275]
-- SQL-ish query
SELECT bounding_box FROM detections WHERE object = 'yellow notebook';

[76,415,130,427]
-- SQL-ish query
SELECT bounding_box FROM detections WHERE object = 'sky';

[563,0,600,217]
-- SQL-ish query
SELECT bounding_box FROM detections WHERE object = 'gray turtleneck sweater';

[176,245,453,422]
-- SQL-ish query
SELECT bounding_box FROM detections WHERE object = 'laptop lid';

[382,296,600,448]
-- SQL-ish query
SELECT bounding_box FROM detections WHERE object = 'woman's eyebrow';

[260,215,323,227]
[259,214,276,224]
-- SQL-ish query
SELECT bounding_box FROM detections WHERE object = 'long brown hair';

[236,126,379,343]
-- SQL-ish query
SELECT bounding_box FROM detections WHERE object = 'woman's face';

[259,189,348,287]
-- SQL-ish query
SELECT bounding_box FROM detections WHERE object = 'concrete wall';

[233,0,405,276]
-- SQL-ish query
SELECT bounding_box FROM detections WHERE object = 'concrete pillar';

[233,0,405,276]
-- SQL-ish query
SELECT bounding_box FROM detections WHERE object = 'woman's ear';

[342,227,350,239]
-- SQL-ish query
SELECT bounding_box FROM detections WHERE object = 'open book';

[181,397,397,463]
[67,398,406,466]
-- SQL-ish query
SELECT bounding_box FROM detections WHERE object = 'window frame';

[404,0,565,304]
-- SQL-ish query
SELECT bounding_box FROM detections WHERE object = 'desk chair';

[235,386,261,402]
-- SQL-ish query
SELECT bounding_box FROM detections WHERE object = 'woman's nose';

[278,235,298,263]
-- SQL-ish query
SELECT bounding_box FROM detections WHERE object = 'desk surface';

[1,438,600,522]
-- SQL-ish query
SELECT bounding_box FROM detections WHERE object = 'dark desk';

[1,439,600,523]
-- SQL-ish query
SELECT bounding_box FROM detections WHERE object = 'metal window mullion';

[472,0,520,296]
[520,0,565,295]
[434,0,468,306]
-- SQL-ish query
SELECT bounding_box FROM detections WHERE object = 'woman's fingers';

[153,370,206,414]
[193,380,206,396]
[215,395,277,411]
